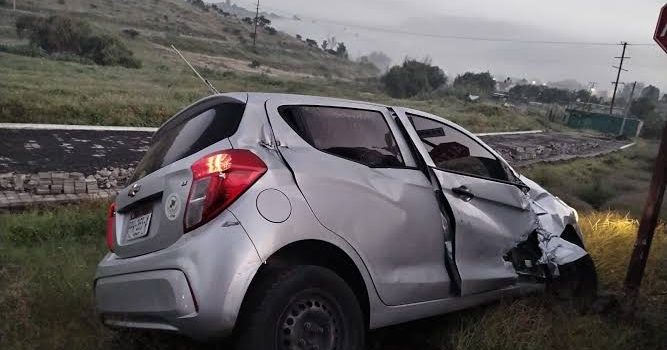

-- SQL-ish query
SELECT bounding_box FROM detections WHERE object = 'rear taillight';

[184,149,267,232]
[106,203,116,252]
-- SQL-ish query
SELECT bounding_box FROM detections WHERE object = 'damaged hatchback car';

[94,93,597,349]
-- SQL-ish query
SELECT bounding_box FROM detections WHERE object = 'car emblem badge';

[164,193,181,221]
[128,183,141,197]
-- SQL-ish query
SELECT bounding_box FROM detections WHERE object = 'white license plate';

[126,213,152,241]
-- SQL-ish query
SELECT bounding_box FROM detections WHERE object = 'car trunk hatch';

[110,95,246,258]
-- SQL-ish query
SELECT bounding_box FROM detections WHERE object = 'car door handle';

[452,185,475,199]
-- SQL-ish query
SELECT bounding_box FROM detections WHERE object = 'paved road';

[0,129,152,174]
[0,127,629,175]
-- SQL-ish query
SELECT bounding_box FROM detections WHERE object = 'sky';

[228,0,667,94]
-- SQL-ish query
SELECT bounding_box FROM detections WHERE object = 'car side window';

[408,114,509,181]
[279,106,405,168]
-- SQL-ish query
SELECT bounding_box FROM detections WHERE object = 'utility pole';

[610,42,630,115]
[624,81,637,117]
[252,0,259,48]
[13,0,16,11]
[624,124,667,307]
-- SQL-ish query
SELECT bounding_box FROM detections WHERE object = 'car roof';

[224,92,391,109]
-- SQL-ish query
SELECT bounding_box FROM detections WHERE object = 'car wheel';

[548,254,598,309]
[235,265,365,350]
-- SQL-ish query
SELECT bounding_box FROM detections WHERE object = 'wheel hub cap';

[278,296,339,350]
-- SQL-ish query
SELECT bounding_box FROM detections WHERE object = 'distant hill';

[0,0,379,126]
[213,0,282,20]
[0,0,376,79]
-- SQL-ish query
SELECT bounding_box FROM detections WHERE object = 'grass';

[0,203,665,350]
[0,0,555,132]
[521,141,667,220]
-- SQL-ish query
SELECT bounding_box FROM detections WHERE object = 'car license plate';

[126,213,152,241]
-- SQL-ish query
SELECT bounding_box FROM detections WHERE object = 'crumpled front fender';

[520,176,588,274]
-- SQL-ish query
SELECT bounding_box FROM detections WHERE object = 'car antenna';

[170,45,219,95]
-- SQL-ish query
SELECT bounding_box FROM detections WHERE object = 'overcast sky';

[232,0,667,94]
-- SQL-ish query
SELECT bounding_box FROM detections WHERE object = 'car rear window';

[131,101,245,182]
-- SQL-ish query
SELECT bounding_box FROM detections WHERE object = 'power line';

[236,1,655,47]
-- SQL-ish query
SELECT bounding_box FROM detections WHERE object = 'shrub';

[15,15,141,68]
[122,28,140,38]
[249,60,261,68]
[382,59,447,98]
[16,15,92,54]
[453,71,496,96]
[305,38,318,48]
[82,34,142,68]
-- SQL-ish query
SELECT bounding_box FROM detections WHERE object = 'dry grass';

[0,204,666,350]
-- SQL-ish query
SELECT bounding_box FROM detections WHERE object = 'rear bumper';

[94,211,262,340]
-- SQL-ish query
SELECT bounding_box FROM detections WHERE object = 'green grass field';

[1,202,665,350]
[522,141,667,220]
[0,0,554,132]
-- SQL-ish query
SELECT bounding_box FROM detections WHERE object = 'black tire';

[234,265,365,350]
[548,254,598,309]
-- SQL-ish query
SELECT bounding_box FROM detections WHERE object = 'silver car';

[95,93,596,349]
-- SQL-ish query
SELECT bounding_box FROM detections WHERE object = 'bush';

[382,59,447,98]
[15,15,141,68]
[453,71,496,96]
[122,28,140,38]
[81,34,142,68]
[264,26,277,35]
[249,60,261,68]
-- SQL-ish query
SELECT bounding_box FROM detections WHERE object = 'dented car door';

[395,108,535,295]
[265,97,451,305]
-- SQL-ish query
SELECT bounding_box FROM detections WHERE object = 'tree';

[334,42,348,59]
[359,51,391,72]
[630,97,657,119]
[641,85,661,101]
[257,15,271,27]
[574,89,592,102]
[381,59,447,98]
[508,84,578,104]
[321,40,328,50]
[452,72,495,95]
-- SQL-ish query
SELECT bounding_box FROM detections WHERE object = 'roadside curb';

[0,123,158,132]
